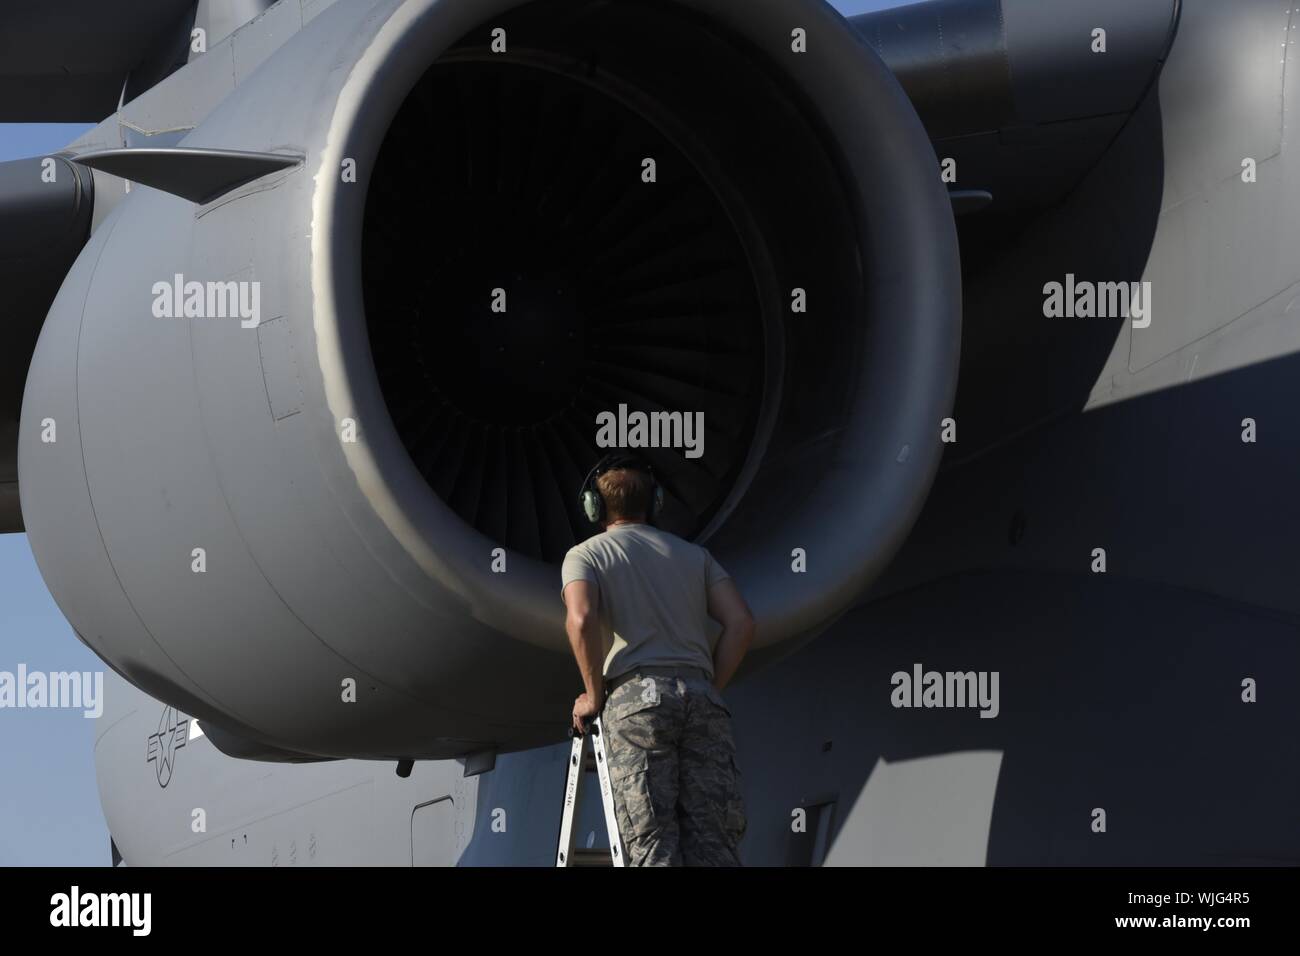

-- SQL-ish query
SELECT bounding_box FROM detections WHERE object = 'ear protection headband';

[579,452,664,526]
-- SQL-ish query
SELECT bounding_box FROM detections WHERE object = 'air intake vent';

[363,59,766,562]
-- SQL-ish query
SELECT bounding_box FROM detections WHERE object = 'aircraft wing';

[0,0,195,121]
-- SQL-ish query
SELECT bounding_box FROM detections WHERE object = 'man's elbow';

[566,611,594,637]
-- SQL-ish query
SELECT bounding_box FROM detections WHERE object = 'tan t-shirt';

[561,523,730,680]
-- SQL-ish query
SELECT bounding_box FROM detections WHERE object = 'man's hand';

[572,692,601,734]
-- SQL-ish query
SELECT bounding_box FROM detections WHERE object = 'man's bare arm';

[563,579,604,705]
[708,578,755,691]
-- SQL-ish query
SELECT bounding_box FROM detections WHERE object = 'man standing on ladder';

[562,451,756,866]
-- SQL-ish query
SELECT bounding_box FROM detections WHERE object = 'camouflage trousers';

[602,670,746,866]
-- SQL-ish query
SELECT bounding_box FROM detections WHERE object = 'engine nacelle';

[19,0,959,758]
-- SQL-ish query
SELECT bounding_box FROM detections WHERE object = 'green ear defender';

[579,452,664,526]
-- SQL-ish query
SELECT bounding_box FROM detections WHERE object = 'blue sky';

[0,0,914,867]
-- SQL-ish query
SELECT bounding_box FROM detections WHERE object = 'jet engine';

[18,0,960,758]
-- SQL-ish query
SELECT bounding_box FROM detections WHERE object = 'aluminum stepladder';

[556,715,626,867]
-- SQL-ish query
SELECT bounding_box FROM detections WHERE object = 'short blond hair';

[596,467,654,522]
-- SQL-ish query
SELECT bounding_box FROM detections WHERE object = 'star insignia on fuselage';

[145,705,189,788]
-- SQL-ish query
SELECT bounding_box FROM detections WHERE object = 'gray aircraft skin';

[3,0,1298,865]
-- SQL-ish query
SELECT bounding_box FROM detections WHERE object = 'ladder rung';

[570,848,615,866]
